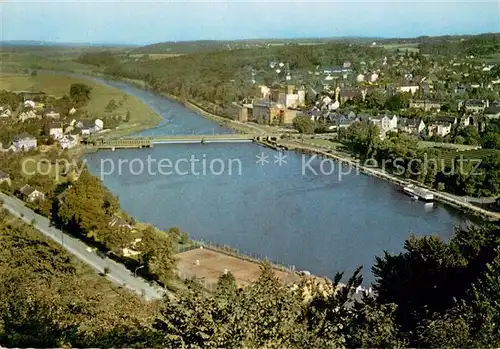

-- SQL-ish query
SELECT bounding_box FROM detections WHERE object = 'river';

[84,78,471,283]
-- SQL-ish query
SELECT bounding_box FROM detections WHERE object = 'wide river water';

[85,78,471,283]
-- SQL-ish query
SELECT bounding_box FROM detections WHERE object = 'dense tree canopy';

[2,203,500,348]
[69,83,92,106]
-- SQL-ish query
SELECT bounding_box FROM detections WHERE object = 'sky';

[1,0,499,45]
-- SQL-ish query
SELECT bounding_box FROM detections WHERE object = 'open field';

[381,43,420,52]
[129,53,184,60]
[0,72,161,134]
[418,141,482,151]
[176,248,299,288]
[437,148,499,165]
[298,137,344,150]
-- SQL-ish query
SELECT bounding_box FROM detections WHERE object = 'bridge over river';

[83,134,282,149]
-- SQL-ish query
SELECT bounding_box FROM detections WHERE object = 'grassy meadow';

[381,43,420,53]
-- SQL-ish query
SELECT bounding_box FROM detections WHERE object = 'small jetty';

[402,184,434,202]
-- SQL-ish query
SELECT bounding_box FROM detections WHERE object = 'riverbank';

[278,140,500,222]
[82,73,499,222]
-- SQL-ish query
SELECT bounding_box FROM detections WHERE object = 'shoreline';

[279,140,500,222]
[62,71,498,221]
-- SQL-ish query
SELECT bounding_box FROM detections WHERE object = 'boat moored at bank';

[402,184,434,202]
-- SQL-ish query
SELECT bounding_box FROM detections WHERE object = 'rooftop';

[13,133,35,141]
[0,169,9,179]
[19,184,38,196]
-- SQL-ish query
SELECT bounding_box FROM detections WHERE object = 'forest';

[1,205,499,347]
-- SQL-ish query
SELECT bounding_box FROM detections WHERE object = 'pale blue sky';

[1,0,499,44]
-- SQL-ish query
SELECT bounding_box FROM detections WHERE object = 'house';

[227,102,249,122]
[305,107,322,121]
[275,90,301,108]
[13,133,37,152]
[328,112,360,129]
[44,108,61,119]
[283,109,299,125]
[259,85,271,99]
[0,105,12,118]
[109,215,133,230]
[396,85,419,94]
[18,110,40,122]
[0,170,11,187]
[69,107,77,115]
[75,120,97,135]
[46,122,64,140]
[339,88,366,104]
[59,135,78,149]
[428,123,452,137]
[459,116,471,127]
[485,105,500,119]
[0,143,16,153]
[398,118,426,135]
[23,100,36,109]
[459,100,488,114]
[369,73,379,82]
[435,115,457,124]
[252,100,283,125]
[94,119,104,131]
[19,185,45,202]
[370,115,398,133]
[409,100,443,112]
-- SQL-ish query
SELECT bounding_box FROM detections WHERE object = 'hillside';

[130,37,383,54]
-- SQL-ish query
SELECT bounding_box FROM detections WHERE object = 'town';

[1,6,500,345]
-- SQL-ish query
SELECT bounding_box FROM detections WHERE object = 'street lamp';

[134,265,144,277]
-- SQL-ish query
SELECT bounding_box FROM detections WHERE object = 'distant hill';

[0,40,138,48]
[130,37,384,55]
[132,32,500,55]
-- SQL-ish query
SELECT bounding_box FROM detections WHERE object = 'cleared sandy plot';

[176,248,298,287]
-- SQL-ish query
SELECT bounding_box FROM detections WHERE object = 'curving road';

[0,192,165,301]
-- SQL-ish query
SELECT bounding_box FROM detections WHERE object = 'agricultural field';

[381,43,420,53]
[129,53,184,60]
[0,71,161,135]
[418,141,482,151]
[435,148,499,167]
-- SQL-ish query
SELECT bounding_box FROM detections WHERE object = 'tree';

[69,83,92,106]
[339,121,380,159]
[457,125,480,145]
[365,90,387,110]
[138,227,176,285]
[385,92,410,111]
[105,99,118,112]
[216,271,237,301]
[124,111,131,122]
[482,132,500,150]
[373,224,500,346]
[293,115,315,134]
[56,168,118,237]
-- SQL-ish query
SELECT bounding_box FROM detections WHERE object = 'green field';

[0,72,162,135]
[129,53,184,60]
[435,148,499,168]
[418,141,482,151]
[381,43,420,53]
